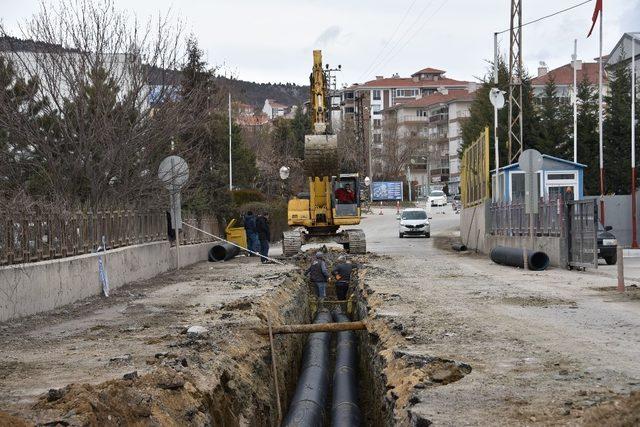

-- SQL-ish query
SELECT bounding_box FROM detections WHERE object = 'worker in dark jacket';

[332,255,355,301]
[243,211,259,255]
[305,252,329,301]
[255,212,271,263]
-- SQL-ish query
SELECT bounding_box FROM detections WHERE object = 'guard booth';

[492,155,586,203]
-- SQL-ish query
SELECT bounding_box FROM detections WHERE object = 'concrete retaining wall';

[486,235,566,268]
[0,241,213,322]
[460,202,491,253]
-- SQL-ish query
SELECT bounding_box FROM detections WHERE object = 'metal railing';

[490,198,564,237]
[0,210,219,266]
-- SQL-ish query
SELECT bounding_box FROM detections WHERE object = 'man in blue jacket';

[243,211,259,255]
[304,252,329,301]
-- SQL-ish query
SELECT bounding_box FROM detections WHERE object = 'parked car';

[399,208,430,238]
[428,190,447,207]
[597,224,618,265]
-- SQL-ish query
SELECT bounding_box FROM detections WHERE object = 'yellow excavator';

[282,50,366,256]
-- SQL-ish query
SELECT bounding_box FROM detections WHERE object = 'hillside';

[216,76,309,109]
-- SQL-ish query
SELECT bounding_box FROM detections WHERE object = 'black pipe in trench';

[331,311,362,427]
[282,310,333,426]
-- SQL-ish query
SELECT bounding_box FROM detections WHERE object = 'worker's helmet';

[337,255,346,262]
[315,252,324,259]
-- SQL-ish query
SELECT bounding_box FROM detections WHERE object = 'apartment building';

[531,61,606,102]
[382,89,475,195]
[340,67,475,184]
[262,99,289,119]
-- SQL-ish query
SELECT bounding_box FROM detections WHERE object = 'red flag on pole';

[587,0,602,38]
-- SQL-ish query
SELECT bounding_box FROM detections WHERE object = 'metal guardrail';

[490,198,564,237]
[0,210,219,266]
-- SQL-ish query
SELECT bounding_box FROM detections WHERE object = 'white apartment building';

[382,89,475,195]
[531,61,606,101]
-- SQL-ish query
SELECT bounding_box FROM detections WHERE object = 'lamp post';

[279,166,290,199]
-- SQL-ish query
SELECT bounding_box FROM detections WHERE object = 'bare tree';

[380,116,421,180]
[0,0,208,210]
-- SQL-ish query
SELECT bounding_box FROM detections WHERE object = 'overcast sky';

[2,0,639,86]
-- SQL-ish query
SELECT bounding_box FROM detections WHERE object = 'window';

[395,89,418,97]
[345,107,354,113]
[373,134,381,143]
[344,92,354,99]
[372,90,381,100]
[372,105,381,115]
[510,171,542,201]
[416,109,427,117]
[373,119,381,128]
[547,173,576,180]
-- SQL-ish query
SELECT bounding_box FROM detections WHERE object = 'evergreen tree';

[575,77,600,195]
[461,57,540,168]
[603,56,634,194]
[535,77,572,158]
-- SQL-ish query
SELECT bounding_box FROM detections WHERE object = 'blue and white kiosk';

[492,155,586,202]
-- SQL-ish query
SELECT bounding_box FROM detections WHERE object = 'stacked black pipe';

[331,312,362,427]
[282,310,333,426]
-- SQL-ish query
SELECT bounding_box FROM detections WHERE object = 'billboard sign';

[372,181,403,201]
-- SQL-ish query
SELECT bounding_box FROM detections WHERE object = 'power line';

[496,0,593,35]
[381,0,449,72]
[358,0,418,81]
[359,0,436,82]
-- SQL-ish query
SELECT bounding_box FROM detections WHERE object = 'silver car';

[398,208,430,238]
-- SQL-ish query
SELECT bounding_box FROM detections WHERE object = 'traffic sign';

[158,155,189,192]
[518,149,543,173]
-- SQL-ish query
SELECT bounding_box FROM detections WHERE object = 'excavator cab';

[333,174,360,218]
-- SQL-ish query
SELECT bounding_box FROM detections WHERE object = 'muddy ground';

[1,206,639,426]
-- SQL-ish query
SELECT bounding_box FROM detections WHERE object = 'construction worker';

[332,255,355,301]
[335,183,356,204]
[243,211,259,255]
[305,252,329,301]
[255,212,271,263]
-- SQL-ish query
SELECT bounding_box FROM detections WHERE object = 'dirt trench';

[1,251,474,426]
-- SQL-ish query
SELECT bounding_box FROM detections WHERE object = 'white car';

[428,190,447,207]
[399,208,430,238]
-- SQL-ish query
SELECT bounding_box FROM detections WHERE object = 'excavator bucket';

[304,134,339,177]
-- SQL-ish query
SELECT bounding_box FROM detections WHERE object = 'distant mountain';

[216,76,309,109]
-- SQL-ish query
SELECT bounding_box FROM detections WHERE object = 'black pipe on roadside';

[490,246,550,271]
[452,243,467,252]
[208,243,240,262]
[331,311,361,427]
[282,310,333,427]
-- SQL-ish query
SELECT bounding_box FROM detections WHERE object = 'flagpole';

[573,39,578,164]
[632,33,638,248]
[598,5,605,225]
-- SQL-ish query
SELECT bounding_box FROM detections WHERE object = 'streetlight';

[489,88,506,203]
[279,166,290,199]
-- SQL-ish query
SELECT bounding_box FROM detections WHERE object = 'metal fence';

[0,210,219,266]
[490,198,565,237]
[460,127,490,208]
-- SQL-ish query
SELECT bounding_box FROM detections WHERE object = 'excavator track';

[343,229,366,254]
[282,230,303,257]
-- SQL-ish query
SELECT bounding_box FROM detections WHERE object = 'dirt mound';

[580,391,640,426]
[32,367,209,426]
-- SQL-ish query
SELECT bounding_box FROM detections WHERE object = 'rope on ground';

[180,221,286,265]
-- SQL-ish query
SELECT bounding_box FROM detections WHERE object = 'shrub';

[232,189,265,206]
[236,200,288,242]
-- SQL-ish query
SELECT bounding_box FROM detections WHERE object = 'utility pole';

[508,0,524,163]
[228,92,233,191]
